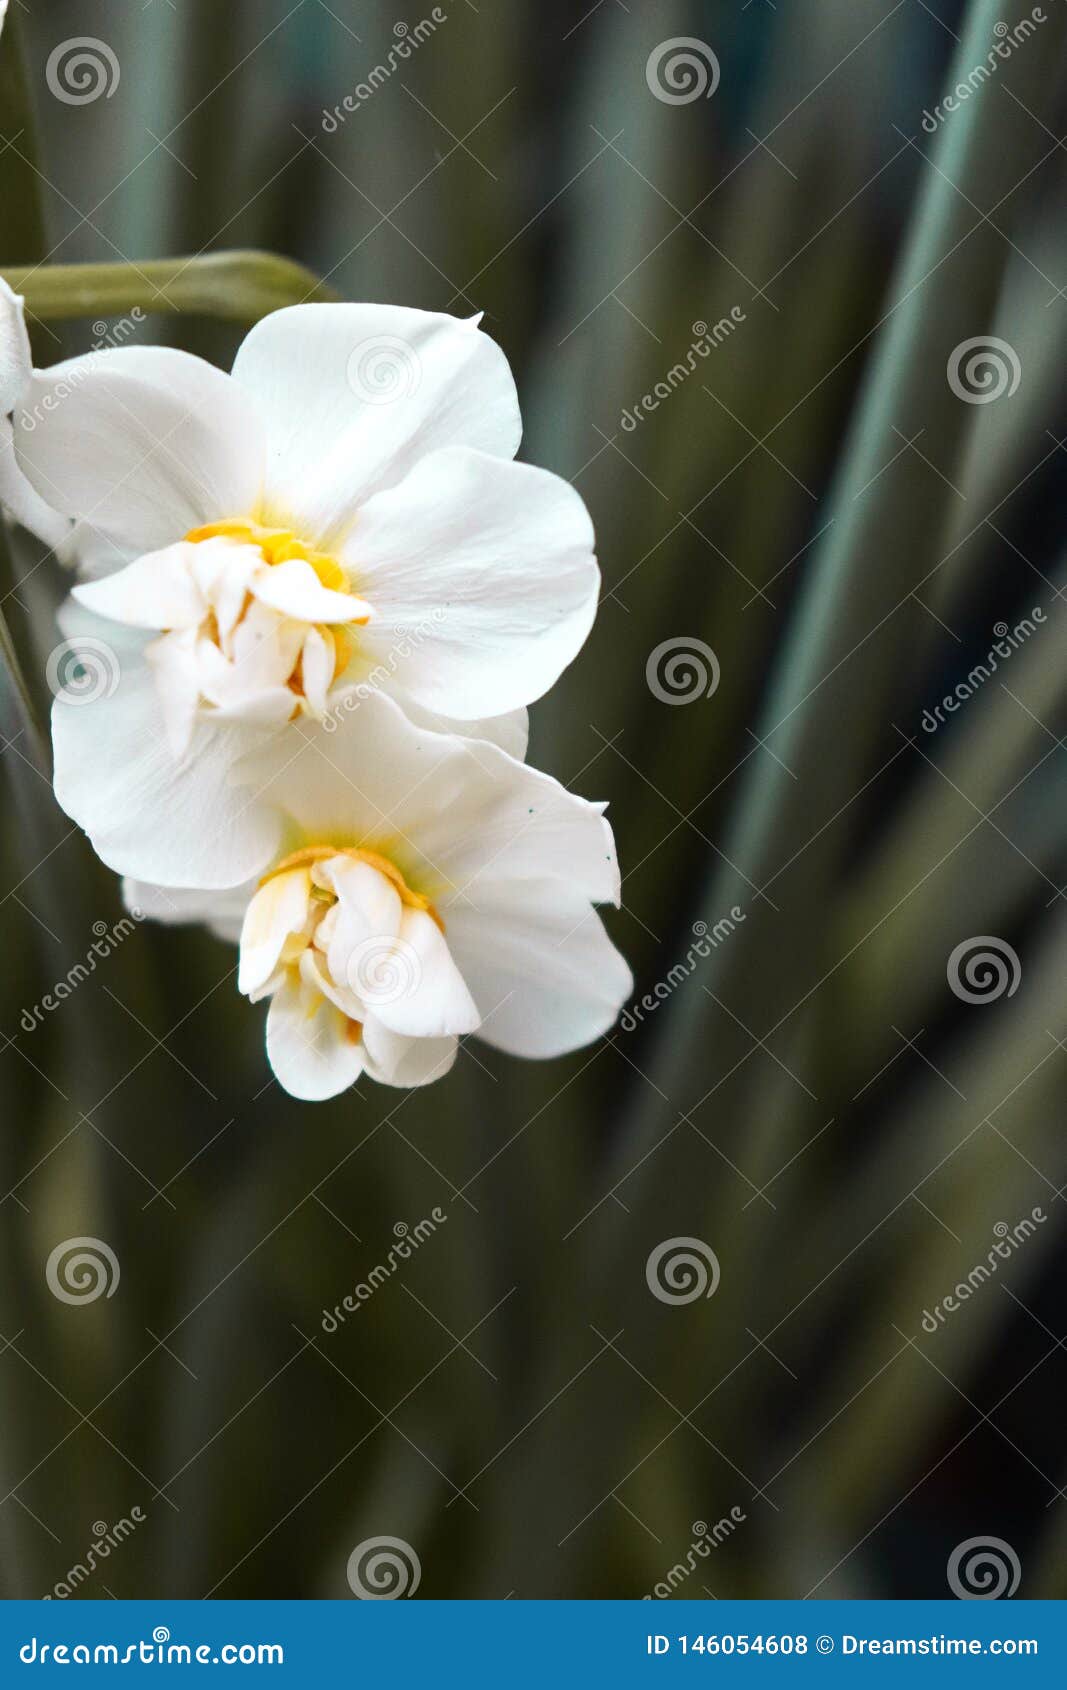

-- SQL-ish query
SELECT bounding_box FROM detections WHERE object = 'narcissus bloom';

[124,690,630,1100]
[19,303,598,762]
[0,278,69,549]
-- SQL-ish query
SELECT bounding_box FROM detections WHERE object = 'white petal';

[319,858,477,1037]
[299,626,334,716]
[265,971,364,1101]
[390,697,529,760]
[230,303,521,542]
[447,885,632,1059]
[427,767,621,911]
[336,904,480,1039]
[298,944,364,1021]
[0,415,70,550]
[208,686,299,729]
[54,591,147,653]
[14,347,264,558]
[51,618,282,888]
[351,447,598,717]
[0,275,66,550]
[238,868,313,997]
[122,876,254,945]
[361,1020,458,1088]
[249,557,370,624]
[235,692,620,907]
[190,540,258,638]
[143,627,202,758]
[320,857,402,950]
[204,602,304,695]
[73,541,206,630]
[0,277,31,413]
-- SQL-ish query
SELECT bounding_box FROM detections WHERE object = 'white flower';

[0,277,69,549]
[124,689,631,1100]
[18,302,599,758]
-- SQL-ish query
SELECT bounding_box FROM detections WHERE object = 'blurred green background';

[1,0,1066,1598]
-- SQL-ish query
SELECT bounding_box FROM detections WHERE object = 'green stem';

[1,251,340,324]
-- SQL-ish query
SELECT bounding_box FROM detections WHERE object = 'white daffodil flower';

[18,302,599,762]
[0,277,69,550]
[123,690,631,1101]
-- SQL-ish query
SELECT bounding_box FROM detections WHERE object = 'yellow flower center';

[186,519,356,598]
[184,521,369,705]
[265,845,445,932]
